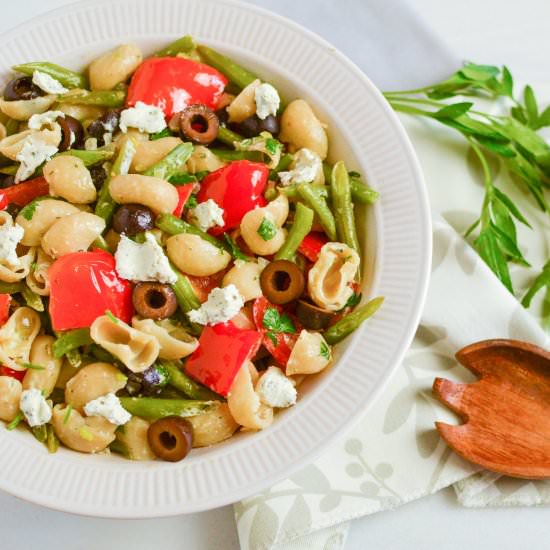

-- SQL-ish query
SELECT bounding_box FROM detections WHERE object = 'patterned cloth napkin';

[232,3,550,549]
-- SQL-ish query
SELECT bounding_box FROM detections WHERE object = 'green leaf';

[345,292,362,308]
[474,228,513,292]
[460,63,500,82]
[18,196,48,221]
[222,233,249,261]
[511,105,528,124]
[262,307,296,334]
[442,115,508,141]
[492,187,532,227]
[186,194,198,209]
[257,217,278,241]
[524,85,538,127]
[265,332,277,346]
[498,118,550,169]
[320,341,331,360]
[489,221,530,266]
[265,138,281,155]
[432,102,473,120]
[522,260,550,307]
[501,66,514,97]
[491,200,516,242]
[535,105,550,129]
[475,135,516,158]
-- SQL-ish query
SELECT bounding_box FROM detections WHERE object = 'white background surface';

[1,1,549,548]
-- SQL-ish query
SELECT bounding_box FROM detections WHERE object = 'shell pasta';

[0,34,381,462]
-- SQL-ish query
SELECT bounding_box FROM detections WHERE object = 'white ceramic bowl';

[0,0,431,517]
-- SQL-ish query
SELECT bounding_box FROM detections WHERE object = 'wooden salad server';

[433,339,550,479]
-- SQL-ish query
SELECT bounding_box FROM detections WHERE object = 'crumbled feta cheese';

[102,132,113,146]
[188,284,244,325]
[194,72,226,88]
[32,70,68,95]
[256,366,297,408]
[254,83,280,120]
[84,393,131,426]
[119,101,167,134]
[84,137,98,151]
[0,221,23,267]
[15,136,58,183]
[28,110,65,130]
[278,148,322,186]
[20,388,52,427]
[115,233,177,284]
[190,199,225,232]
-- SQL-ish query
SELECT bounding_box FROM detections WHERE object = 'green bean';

[350,178,380,204]
[119,397,213,419]
[91,235,110,252]
[209,148,264,162]
[60,149,114,166]
[7,412,23,431]
[171,268,201,312]
[21,285,44,312]
[217,125,244,145]
[275,202,314,261]
[12,62,87,89]
[160,361,221,401]
[142,143,194,180]
[269,154,293,179]
[296,183,337,240]
[89,344,117,363]
[65,349,83,368]
[0,281,23,294]
[154,35,196,57]
[324,296,384,344]
[5,118,19,136]
[156,213,226,251]
[0,165,17,176]
[31,425,48,443]
[331,161,360,252]
[53,328,93,358]
[197,45,258,90]
[46,425,59,454]
[109,438,129,458]
[58,90,126,107]
[95,138,136,224]
[281,184,328,200]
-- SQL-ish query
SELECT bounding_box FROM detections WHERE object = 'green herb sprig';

[384,62,550,304]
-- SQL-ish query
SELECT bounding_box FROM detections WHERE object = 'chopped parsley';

[150,128,172,140]
[18,197,47,221]
[262,307,296,334]
[169,173,198,185]
[257,217,278,241]
[186,194,198,209]
[265,138,282,156]
[30,262,38,272]
[265,332,278,346]
[105,310,119,324]
[320,341,331,360]
[223,233,249,261]
[345,292,362,308]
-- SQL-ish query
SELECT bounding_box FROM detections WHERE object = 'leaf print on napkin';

[442,209,479,235]
[290,464,331,492]
[382,386,415,434]
[319,492,342,512]
[280,494,312,536]
[359,481,380,497]
[454,236,478,275]
[248,502,279,550]
[415,391,440,458]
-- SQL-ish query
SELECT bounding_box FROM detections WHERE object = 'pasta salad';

[0,36,382,462]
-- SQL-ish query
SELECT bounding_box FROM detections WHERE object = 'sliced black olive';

[238,115,261,138]
[132,282,178,320]
[179,104,219,145]
[4,76,44,101]
[260,260,305,304]
[58,115,84,151]
[259,115,280,135]
[112,203,155,236]
[87,109,121,146]
[147,416,193,462]
[0,175,16,189]
[5,203,20,218]
[89,164,108,190]
[296,300,335,330]
[215,108,229,126]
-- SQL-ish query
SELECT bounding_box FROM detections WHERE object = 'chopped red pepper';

[252,296,300,367]
[187,272,226,303]
[0,176,49,210]
[172,183,194,218]
[298,232,329,262]
[126,57,228,118]
[185,322,262,397]
[0,366,25,382]
[0,294,11,326]
[197,161,269,235]
[49,250,133,331]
